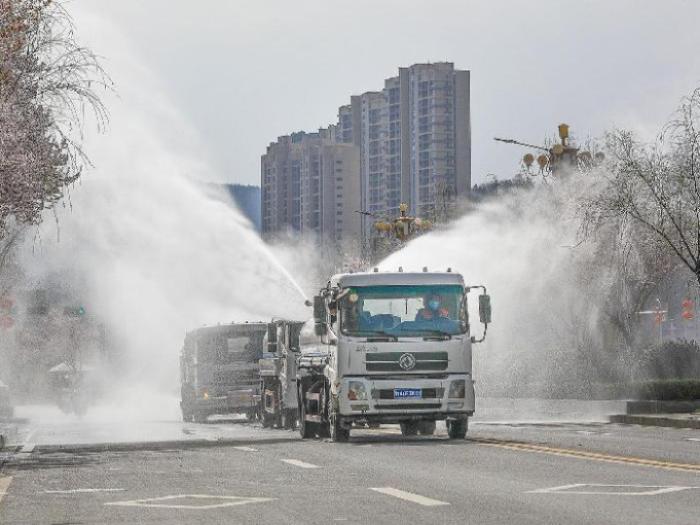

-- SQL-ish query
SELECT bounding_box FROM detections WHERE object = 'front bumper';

[183,389,259,415]
[337,375,474,423]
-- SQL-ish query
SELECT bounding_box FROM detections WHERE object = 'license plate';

[394,388,422,399]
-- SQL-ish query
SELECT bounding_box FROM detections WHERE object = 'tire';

[400,421,419,436]
[261,411,274,428]
[329,408,350,443]
[283,409,297,430]
[447,417,468,439]
[418,421,436,435]
[298,390,315,439]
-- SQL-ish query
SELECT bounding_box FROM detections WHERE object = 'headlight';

[347,381,367,401]
[448,379,466,399]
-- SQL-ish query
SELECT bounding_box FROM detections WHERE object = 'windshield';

[196,332,264,364]
[340,284,466,337]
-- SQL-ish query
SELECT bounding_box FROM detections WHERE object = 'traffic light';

[63,305,86,317]
[681,299,694,321]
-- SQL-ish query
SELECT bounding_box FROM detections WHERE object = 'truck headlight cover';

[448,379,466,399]
[347,381,367,401]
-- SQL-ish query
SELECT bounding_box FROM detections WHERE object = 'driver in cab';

[415,293,449,321]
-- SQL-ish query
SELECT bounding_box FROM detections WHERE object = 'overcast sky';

[70,0,700,186]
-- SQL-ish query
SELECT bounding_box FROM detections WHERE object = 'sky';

[69,0,700,186]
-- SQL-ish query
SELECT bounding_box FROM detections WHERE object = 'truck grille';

[365,352,448,372]
[376,403,442,410]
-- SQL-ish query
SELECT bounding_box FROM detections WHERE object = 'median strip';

[369,487,449,507]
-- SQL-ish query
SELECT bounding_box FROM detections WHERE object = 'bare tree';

[0,0,109,245]
[584,88,700,286]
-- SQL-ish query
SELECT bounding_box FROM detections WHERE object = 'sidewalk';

[610,412,700,429]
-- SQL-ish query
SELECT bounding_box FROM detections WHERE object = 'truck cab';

[296,269,491,441]
[259,319,304,429]
[180,322,266,423]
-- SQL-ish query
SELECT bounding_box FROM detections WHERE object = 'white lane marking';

[281,459,320,469]
[528,483,700,496]
[45,488,126,494]
[233,446,259,452]
[0,476,12,505]
[369,487,450,507]
[105,494,275,510]
[687,438,700,442]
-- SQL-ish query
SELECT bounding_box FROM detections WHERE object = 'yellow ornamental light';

[536,154,549,170]
[552,144,564,156]
[558,123,569,141]
[523,153,534,168]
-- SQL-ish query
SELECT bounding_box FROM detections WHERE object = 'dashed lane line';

[0,476,12,506]
[281,459,320,469]
[369,487,450,507]
[470,437,700,473]
[233,446,259,452]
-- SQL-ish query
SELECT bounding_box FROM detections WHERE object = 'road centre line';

[687,438,700,442]
[0,477,12,506]
[281,459,320,469]
[369,487,450,507]
[45,488,125,494]
[233,446,259,452]
[470,437,700,473]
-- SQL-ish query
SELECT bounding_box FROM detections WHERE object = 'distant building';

[222,184,261,232]
[261,130,361,247]
[261,62,470,249]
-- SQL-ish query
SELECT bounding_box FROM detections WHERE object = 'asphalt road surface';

[1,404,698,524]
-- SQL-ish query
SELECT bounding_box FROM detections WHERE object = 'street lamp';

[495,123,604,177]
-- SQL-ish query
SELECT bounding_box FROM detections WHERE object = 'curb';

[610,414,700,429]
[24,436,300,455]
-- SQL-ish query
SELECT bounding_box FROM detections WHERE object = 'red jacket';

[416,307,449,320]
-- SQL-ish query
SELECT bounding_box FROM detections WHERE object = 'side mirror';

[314,321,326,337]
[313,296,327,336]
[313,296,326,323]
[478,294,492,325]
[266,323,277,352]
[289,324,302,353]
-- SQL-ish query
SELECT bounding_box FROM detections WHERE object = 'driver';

[415,293,449,321]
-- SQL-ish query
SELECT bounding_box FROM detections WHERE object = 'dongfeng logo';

[398,353,416,371]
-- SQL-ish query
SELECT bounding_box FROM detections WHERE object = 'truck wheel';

[261,411,274,428]
[447,417,468,439]
[299,395,315,439]
[400,422,419,436]
[418,421,436,435]
[283,409,297,430]
[329,413,350,442]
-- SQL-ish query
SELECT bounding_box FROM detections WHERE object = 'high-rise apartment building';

[261,130,361,247]
[261,62,470,249]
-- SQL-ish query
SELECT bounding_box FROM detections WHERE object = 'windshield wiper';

[417,329,453,340]
[364,330,399,342]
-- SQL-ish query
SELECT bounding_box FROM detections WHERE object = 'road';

[1,402,698,524]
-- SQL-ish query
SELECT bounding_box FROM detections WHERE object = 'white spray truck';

[296,268,491,442]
